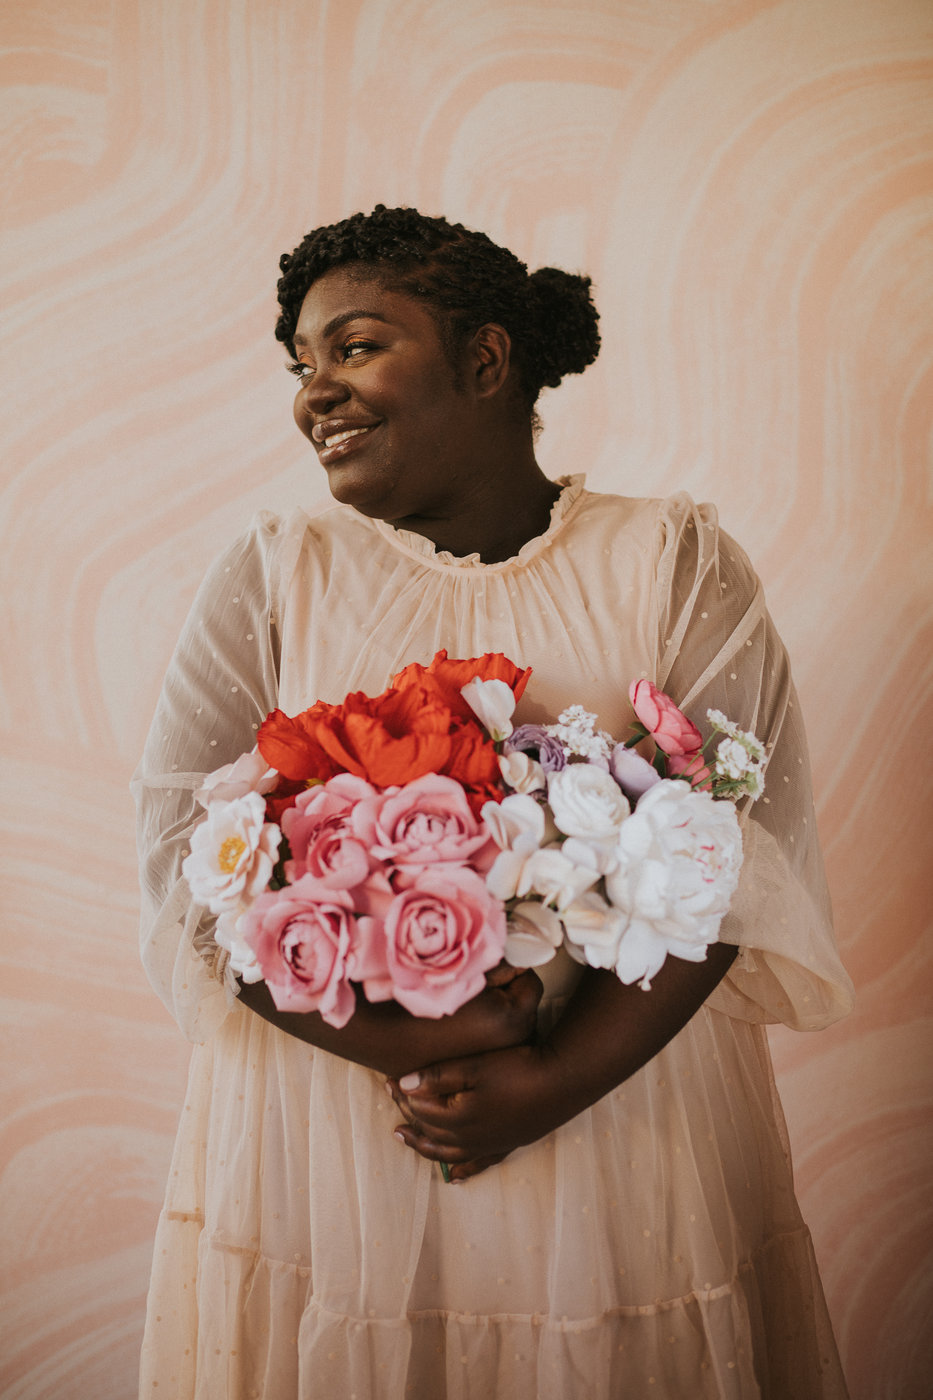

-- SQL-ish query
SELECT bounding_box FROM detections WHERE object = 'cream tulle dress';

[134,478,854,1399]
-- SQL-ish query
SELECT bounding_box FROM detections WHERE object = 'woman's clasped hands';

[387,961,568,1184]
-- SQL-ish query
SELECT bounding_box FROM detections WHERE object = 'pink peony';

[239,877,356,1025]
[351,773,494,871]
[282,773,376,889]
[629,680,703,757]
[354,865,506,1018]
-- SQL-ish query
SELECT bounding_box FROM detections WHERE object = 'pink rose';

[282,773,376,889]
[629,680,702,757]
[239,877,356,1025]
[668,750,713,790]
[351,773,494,871]
[354,866,506,1018]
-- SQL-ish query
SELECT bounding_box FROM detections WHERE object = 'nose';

[296,365,351,418]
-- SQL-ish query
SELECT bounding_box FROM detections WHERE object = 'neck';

[392,447,561,564]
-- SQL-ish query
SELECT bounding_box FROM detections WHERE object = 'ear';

[467,323,512,399]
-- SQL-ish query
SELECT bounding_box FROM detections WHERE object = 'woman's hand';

[237,961,542,1080]
[387,1041,562,1181]
[388,944,739,1181]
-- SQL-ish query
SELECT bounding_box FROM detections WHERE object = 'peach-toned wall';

[2,2,931,1396]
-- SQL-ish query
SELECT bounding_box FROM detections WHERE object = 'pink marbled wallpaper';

[2,1,931,1396]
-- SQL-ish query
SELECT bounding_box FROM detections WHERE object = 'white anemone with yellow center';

[182,789,281,916]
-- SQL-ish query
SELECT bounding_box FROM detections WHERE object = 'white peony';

[183,790,281,916]
[461,677,516,741]
[503,900,564,968]
[547,762,630,840]
[602,780,743,988]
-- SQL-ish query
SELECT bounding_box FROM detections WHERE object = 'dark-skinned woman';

[134,206,853,1399]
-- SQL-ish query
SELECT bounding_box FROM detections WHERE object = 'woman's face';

[290,267,487,523]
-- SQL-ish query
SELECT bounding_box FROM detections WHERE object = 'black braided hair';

[275,205,600,415]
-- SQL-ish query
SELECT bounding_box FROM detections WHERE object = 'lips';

[312,414,378,453]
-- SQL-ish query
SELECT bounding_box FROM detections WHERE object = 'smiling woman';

[133,206,853,1399]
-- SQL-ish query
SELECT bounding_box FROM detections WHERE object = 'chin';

[322,464,396,517]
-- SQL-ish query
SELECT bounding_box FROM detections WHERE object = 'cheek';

[293,388,314,438]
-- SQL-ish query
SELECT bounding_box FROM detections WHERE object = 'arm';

[389,944,737,1179]
[237,964,542,1080]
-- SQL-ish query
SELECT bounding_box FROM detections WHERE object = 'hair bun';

[527,267,601,388]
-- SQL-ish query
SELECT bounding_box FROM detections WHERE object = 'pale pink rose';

[282,773,376,888]
[357,866,506,1018]
[239,877,357,1025]
[351,773,494,870]
[182,791,280,915]
[667,750,713,790]
[629,680,702,757]
[195,749,278,807]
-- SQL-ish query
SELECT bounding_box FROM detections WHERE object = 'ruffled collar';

[368,474,587,572]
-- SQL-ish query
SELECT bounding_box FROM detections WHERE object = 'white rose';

[546,763,630,840]
[196,749,278,807]
[498,749,546,795]
[603,780,743,986]
[183,790,281,915]
[461,677,516,741]
[503,900,564,968]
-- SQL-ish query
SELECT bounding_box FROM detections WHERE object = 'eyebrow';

[294,309,391,347]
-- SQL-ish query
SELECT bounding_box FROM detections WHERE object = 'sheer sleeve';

[131,511,306,1042]
[654,494,854,1031]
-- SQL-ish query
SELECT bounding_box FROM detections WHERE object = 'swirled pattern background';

[1,1,931,1396]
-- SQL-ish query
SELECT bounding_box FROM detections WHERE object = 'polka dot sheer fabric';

[133,479,853,1398]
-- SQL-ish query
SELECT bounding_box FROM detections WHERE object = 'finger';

[447,1152,509,1183]
[393,1057,479,1099]
[393,1124,473,1165]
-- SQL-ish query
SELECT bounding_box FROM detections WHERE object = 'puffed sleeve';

[654,494,854,1030]
[130,511,307,1042]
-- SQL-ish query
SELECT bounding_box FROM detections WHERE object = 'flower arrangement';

[182,652,766,1024]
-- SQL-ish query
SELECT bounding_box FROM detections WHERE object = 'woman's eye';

[342,339,376,360]
[287,360,314,382]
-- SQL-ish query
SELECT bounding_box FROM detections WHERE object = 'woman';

[134,206,854,1398]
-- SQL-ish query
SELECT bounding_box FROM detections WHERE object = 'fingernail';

[399,1072,420,1092]
[394,1131,406,1143]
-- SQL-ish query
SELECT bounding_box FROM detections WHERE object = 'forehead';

[293,266,441,349]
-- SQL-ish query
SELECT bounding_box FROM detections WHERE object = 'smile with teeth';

[324,427,371,449]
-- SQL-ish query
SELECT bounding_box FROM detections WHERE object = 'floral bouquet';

[182,652,767,1025]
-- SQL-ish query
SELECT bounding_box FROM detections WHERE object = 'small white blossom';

[716,737,756,780]
[545,705,614,762]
